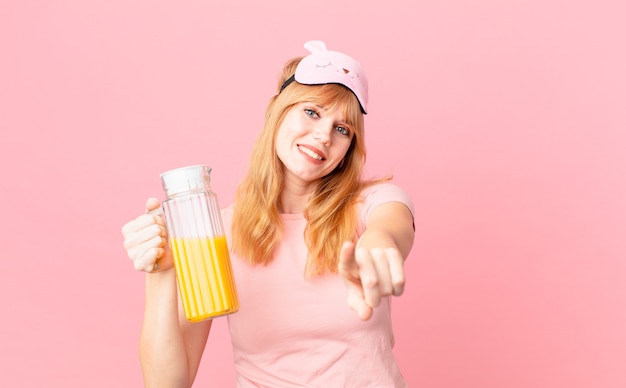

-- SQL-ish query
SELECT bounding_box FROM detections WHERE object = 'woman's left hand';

[337,201,414,320]
[338,240,406,321]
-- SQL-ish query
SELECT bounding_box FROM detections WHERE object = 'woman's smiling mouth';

[297,144,325,160]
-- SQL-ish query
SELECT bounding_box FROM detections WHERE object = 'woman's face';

[275,101,354,185]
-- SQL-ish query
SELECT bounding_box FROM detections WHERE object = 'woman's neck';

[279,177,317,214]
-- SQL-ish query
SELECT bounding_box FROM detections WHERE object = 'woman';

[122,40,415,387]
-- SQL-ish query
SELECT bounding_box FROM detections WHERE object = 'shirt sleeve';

[357,182,415,234]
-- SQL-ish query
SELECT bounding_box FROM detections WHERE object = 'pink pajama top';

[222,183,414,387]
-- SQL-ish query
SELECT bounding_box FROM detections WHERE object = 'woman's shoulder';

[359,181,411,200]
[354,181,413,234]
[358,180,414,215]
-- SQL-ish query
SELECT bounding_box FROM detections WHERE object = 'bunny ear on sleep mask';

[280,40,368,114]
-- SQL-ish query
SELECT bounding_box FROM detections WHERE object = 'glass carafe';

[159,165,239,321]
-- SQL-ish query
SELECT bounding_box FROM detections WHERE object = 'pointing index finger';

[338,240,356,274]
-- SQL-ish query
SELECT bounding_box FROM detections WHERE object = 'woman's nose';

[312,121,332,146]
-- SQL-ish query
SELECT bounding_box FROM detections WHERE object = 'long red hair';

[231,57,383,275]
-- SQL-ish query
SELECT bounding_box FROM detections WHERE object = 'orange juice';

[169,235,239,321]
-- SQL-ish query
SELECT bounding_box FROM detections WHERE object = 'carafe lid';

[160,165,212,197]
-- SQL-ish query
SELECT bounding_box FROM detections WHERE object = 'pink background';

[1,1,625,387]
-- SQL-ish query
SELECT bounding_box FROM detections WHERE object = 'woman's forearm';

[139,269,205,388]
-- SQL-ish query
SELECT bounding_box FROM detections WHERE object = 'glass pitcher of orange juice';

[159,165,239,321]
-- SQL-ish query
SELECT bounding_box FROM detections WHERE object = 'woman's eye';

[304,108,319,118]
[335,126,350,136]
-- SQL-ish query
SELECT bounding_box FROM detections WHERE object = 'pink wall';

[1,1,625,387]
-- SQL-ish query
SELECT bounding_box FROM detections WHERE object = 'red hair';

[231,57,384,275]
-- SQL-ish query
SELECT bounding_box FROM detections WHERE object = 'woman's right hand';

[121,197,173,273]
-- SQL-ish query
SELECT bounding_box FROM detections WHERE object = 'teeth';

[299,145,323,160]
